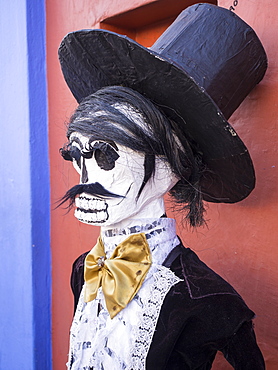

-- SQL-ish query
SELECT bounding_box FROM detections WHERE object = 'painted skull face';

[67,132,178,227]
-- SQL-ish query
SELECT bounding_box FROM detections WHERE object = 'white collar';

[101,217,178,264]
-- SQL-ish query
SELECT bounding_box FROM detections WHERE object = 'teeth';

[74,208,108,224]
[74,208,82,219]
[76,196,106,211]
[74,195,109,224]
[96,200,103,210]
[92,199,98,209]
[85,199,90,210]
[80,198,86,209]
[75,198,81,208]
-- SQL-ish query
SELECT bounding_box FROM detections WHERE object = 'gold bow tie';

[84,233,152,319]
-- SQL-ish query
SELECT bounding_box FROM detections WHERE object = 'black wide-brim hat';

[58,3,267,203]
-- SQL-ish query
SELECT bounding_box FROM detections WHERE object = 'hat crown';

[151,3,267,119]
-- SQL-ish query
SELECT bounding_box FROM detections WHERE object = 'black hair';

[63,85,206,227]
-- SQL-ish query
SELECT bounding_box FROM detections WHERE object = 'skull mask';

[60,99,180,228]
[67,130,178,228]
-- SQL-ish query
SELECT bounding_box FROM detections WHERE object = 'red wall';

[47,0,278,368]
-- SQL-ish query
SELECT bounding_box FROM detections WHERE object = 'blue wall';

[0,0,51,368]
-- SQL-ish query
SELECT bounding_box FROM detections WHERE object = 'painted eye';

[94,142,119,170]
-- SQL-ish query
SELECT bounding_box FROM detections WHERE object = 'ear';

[139,157,179,200]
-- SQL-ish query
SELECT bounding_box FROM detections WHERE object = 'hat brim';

[58,29,255,203]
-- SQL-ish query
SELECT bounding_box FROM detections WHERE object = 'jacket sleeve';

[152,245,266,369]
[221,320,265,369]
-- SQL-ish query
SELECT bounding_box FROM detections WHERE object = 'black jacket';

[70,244,265,369]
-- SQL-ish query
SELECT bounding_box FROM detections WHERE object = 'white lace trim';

[128,265,181,369]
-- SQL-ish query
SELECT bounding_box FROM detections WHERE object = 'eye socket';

[60,140,119,171]
[60,146,72,161]
[94,142,120,170]
[60,145,82,168]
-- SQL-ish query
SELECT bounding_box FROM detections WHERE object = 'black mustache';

[56,182,123,209]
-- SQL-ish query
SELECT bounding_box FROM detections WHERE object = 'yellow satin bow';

[84,233,152,319]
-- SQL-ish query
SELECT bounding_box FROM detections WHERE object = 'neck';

[101,197,166,232]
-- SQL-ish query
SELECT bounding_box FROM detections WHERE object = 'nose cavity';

[81,157,89,183]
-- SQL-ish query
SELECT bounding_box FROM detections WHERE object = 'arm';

[221,320,265,369]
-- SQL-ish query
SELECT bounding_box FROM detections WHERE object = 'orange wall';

[47,0,278,368]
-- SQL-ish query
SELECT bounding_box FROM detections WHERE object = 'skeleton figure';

[58,3,267,369]
[59,86,265,370]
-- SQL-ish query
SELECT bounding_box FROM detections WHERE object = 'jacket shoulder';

[163,244,255,335]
